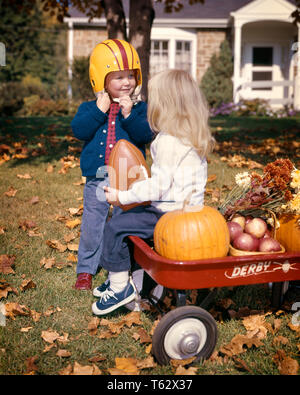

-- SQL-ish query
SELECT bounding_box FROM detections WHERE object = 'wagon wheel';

[152,306,217,365]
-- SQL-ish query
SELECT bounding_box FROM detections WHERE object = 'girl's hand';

[96,92,111,113]
[103,186,121,206]
[119,95,133,118]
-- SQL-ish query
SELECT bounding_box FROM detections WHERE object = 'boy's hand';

[96,92,111,113]
[103,186,121,206]
[119,95,133,119]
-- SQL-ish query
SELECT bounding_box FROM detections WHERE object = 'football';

[108,139,151,211]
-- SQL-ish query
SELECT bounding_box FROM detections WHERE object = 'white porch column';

[68,21,74,100]
[233,22,242,104]
[293,24,300,110]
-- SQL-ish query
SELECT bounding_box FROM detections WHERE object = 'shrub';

[210,98,299,118]
[0,75,49,116]
[201,40,233,109]
[71,56,94,101]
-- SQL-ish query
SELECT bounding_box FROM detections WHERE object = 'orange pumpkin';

[154,205,230,261]
[275,214,300,252]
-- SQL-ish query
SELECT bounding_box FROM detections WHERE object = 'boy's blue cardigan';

[71,100,154,177]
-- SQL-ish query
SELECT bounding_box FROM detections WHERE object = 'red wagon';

[128,235,300,365]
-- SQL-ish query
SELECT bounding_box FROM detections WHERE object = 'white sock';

[108,271,129,293]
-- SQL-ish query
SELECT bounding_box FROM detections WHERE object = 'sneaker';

[93,279,110,297]
[92,282,136,316]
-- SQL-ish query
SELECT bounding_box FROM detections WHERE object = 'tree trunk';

[101,0,127,40]
[129,0,155,100]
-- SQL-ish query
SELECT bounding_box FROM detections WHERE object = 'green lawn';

[0,115,299,375]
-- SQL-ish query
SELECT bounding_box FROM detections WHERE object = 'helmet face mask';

[89,39,142,98]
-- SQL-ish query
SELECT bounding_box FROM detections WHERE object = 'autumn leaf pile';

[0,116,299,375]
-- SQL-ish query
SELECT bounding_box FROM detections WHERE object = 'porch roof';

[231,0,297,26]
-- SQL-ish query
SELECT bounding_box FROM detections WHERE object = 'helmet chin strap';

[95,87,141,104]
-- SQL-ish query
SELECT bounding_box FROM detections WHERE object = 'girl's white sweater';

[118,132,208,212]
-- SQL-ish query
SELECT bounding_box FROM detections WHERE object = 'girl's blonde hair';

[147,69,215,158]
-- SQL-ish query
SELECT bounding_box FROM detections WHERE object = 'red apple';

[232,214,246,230]
[245,217,267,239]
[233,232,259,251]
[227,221,243,243]
[259,237,281,252]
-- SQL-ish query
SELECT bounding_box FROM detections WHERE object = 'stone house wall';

[196,29,228,83]
[71,26,228,85]
[72,27,107,57]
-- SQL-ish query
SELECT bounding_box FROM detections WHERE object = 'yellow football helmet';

[89,39,142,96]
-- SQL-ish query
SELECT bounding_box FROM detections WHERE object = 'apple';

[245,217,267,239]
[233,232,259,251]
[259,237,281,252]
[232,214,246,230]
[227,221,243,243]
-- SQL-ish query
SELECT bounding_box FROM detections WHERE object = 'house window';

[175,41,192,73]
[253,47,273,66]
[251,47,273,91]
[150,40,169,76]
[150,39,193,76]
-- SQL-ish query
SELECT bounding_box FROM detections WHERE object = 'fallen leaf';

[56,349,71,358]
[17,173,32,179]
[174,365,197,375]
[288,322,300,333]
[136,356,157,369]
[58,363,73,375]
[72,361,101,375]
[20,278,36,292]
[68,206,83,216]
[19,220,37,232]
[67,253,77,262]
[46,164,54,173]
[170,357,196,367]
[279,357,299,375]
[115,357,139,375]
[21,326,33,332]
[88,317,100,335]
[29,196,39,205]
[0,254,15,274]
[220,334,263,357]
[0,279,18,298]
[40,257,56,269]
[67,243,79,252]
[46,240,67,253]
[41,329,61,344]
[64,232,77,243]
[107,367,132,375]
[242,314,268,339]
[30,309,42,322]
[122,311,142,327]
[133,328,152,344]
[43,307,55,317]
[273,350,299,375]
[207,174,217,183]
[65,218,81,229]
[273,336,289,346]
[4,302,30,320]
[232,356,254,374]
[88,354,106,363]
[4,186,17,197]
[25,356,38,374]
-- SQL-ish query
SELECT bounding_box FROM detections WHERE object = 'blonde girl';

[92,69,215,316]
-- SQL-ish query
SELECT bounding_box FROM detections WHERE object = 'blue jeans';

[100,205,164,273]
[77,176,122,275]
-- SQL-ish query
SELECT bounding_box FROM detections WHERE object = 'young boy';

[71,39,153,290]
